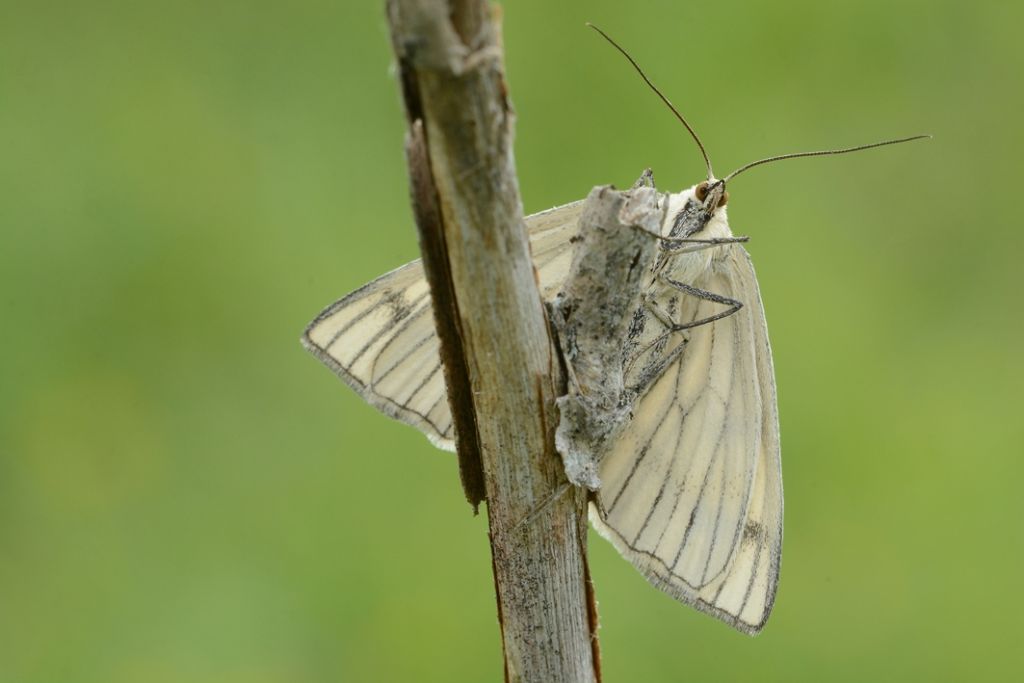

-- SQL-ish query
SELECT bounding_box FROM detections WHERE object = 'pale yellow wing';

[591,246,782,634]
[301,200,585,449]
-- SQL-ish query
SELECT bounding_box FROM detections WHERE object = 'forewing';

[301,200,585,450]
[592,246,782,634]
[525,199,586,296]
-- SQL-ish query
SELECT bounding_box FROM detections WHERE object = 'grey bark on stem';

[385,1,600,681]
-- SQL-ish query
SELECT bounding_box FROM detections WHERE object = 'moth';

[301,25,926,634]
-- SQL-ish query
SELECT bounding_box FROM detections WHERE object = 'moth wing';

[592,245,782,634]
[302,261,453,446]
[524,200,587,292]
[302,200,585,450]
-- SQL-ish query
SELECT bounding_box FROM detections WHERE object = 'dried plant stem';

[385,1,600,680]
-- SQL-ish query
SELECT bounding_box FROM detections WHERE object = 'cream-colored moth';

[302,25,927,634]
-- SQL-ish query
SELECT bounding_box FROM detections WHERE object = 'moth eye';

[718,190,729,207]
[695,181,709,202]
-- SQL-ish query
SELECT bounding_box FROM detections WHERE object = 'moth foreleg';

[657,236,749,255]
[629,226,749,253]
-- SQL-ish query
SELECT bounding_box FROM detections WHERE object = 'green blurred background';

[2,0,1021,681]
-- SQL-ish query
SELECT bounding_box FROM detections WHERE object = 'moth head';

[695,179,729,212]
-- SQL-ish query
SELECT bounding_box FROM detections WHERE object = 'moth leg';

[658,236,749,255]
[622,329,689,404]
[621,297,690,391]
[628,226,750,253]
[639,278,742,334]
[625,281,742,384]
[625,280,744,397]
[658,276,744,331]
[641,293,679,330]
[631,282,701,361]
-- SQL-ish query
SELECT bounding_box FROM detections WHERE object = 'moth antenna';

[723,134,932,182]
[587,22,715,181]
